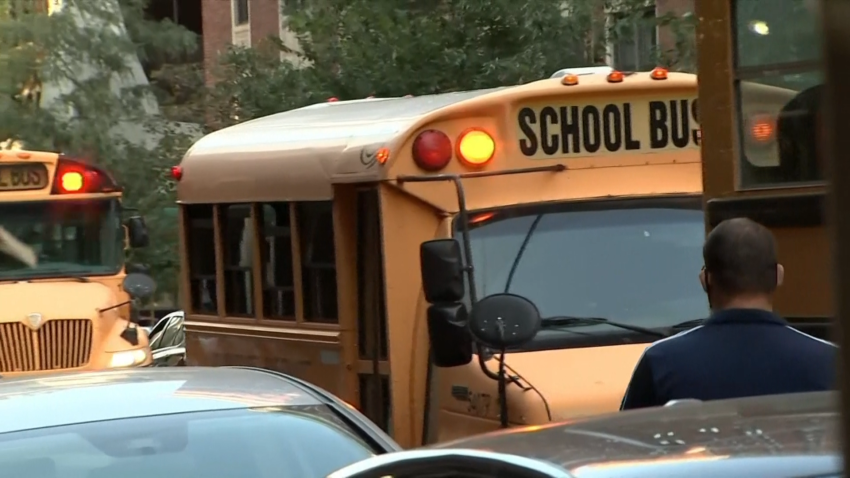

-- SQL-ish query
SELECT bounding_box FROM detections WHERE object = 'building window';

[233,0,249,25]
[219,204,254,317]
[611,7,657,71]
[258,203,296,320]
[185,205,217,314]
[297,201,338,323]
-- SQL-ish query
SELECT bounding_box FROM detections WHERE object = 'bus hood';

[503,342,650,421]
[0,281,117,321]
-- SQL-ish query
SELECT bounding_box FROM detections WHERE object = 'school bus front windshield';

[462,197,707,338]
[0,198,124,279]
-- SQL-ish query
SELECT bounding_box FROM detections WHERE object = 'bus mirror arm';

[99,300,131,314]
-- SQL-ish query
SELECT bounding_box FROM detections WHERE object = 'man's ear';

[699,269,708,292]
[776,264,785,287]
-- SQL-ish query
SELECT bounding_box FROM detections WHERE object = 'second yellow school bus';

[175,68,791,447]
[0,149,155,374]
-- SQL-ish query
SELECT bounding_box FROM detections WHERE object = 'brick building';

[200,0,694,87]
[201,0,298,85]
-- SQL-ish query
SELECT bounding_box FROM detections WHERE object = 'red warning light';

[412,130,452,171]
[59,171,84,192]
[52,158,118,194]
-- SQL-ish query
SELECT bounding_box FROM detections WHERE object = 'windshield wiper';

[542,316,666,338]
[667,318,705,331]
[26,274,91,283]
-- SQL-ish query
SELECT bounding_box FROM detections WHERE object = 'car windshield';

[0,407,375,478]
[461,199,709,330]
[0,199,124,279]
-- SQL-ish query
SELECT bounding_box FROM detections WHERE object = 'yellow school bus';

[0,149,155,374]
[177,68,781,448]
[695,0,827,335]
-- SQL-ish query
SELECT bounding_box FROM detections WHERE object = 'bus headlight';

[108,349,148,368]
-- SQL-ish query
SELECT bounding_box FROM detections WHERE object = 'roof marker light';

[607,71,624,83]
[375,147,390,165]
[561,74,579,86]
[650,67,668,80]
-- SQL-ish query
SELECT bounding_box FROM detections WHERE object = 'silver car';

[0,367,400,477]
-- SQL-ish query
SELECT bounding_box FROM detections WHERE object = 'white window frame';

[232,0,251,47]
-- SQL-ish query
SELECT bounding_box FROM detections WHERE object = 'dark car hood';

[434,392,840,478]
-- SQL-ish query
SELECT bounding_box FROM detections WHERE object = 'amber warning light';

[457,129,495,167]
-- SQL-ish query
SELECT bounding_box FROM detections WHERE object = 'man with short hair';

[620,217,836,410]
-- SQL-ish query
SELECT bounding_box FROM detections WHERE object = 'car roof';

[435,392,839,478]
[0,367,323,434]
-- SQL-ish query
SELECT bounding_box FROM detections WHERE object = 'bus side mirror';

[126,216,149,248]
[421,239,471,367]
[469,294,541,349]
[420,239,464,303]
[123,272,156,300]
[427,303,473,367]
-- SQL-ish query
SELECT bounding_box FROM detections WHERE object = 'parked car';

[329,392,839,478]
[145,310,186,366]
[0,366,400,478]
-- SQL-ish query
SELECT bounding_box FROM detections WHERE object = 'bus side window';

[257,203,296,320]
[219,204,254,317]
[185,205,217,315]
[296,201,338,323]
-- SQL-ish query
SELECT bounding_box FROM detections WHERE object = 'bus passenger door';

[355,187,392,433]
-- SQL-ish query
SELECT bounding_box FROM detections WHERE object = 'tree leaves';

[211,0,697,129]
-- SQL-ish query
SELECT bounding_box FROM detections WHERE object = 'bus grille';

[0,320,93,372]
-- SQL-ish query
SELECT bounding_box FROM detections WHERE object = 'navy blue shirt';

[620,308,837,410]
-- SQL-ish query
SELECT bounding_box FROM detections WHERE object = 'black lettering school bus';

[174,68,790,448]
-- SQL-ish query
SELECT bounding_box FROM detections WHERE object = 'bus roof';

[178,73,699,203]
[550,66,614,78]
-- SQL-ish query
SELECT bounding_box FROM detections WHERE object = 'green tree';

[605,0,696,72]
[0,0,198,301]
[210,0,608,125]
[281,0,597,97]
[211,0,698,127]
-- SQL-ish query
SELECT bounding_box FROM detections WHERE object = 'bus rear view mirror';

[420,239,465,303]
[469,294,541,349]
[427,303,472,367]
[123,273,157,300]
[126,216,149,248]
